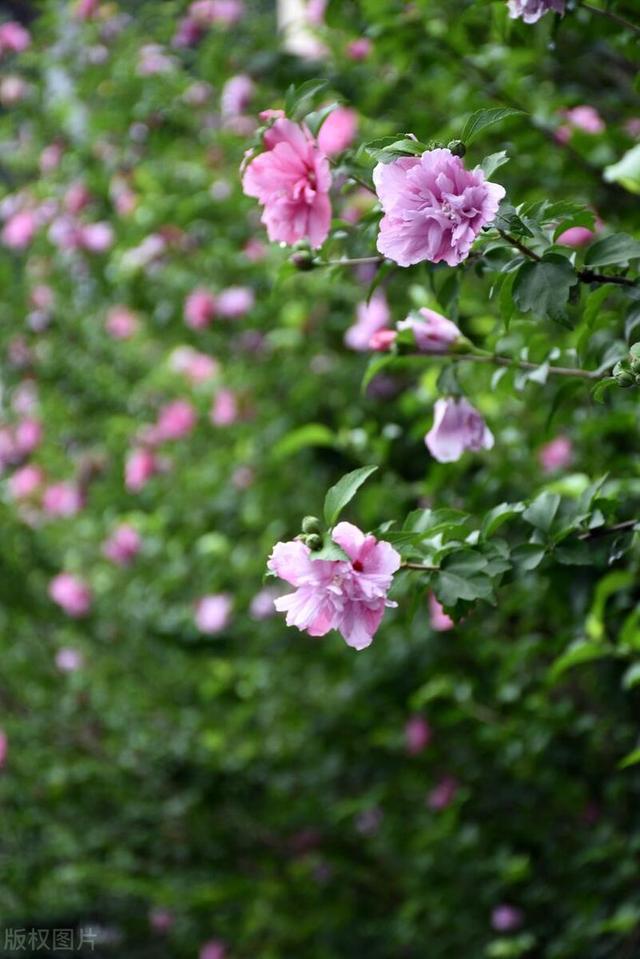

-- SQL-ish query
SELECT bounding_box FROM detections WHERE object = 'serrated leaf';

[512,254,578,321]
[480,150,510,178]
[583,233,640,268]
[460,107,525,146]
[511,542,547,570]
[523,492,561,533]
[323,466,378,527]
[481,502,525,538]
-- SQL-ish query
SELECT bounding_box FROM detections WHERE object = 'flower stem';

[446,351,601,380]
[323,255,384,267]
[401,562,439,572]
[581,2,640,37]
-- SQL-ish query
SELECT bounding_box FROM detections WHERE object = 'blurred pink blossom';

[152,401,197,442]
[0,22,30,56]
[195,594,233,634]
[491,905,524,932]
[40,142,64,174]
[243,237,266,262]
[169,347,219,383]
[2,209,37,249]
[149,909,175,933]
[317,107,358,156]
[125,448,158,492]
[427,775,458,810]
[65,182,92,215]
[429,593,454,632]
[345,291,390,351]
[80,221,114,253]
[0,75,27,105]
[217,286,255,318]
[199,940,227,959]
[14,418,42,456]
[538,435,573,472]
[398,308,463,353]
[0,730,7,768]
[102,524,141,566]
[185,288,217,329]
[138,44,174,76]
[346,37,372,60]
[106,306,139,340]
[211,389,239,426]
[43,482,84,518]
[190,0,244,25]
[49,573,92,618]
[8,464,44,499]
[55,647,84,673]
[250,587,280,620]
[556,226,596,247]
[74,0,101,19]
[405,715,432,755]
[221,74,254,116]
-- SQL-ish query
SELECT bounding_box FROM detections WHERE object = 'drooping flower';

[425,398,494,463]
[345,291,390,352]
[195,594,233,634]
[507,0,564,22]
[268,522,401,651]
[49,573,92,618]
[397,307,463,353]
[242,117,332,248]
[373,148,505,267]
[317,107,358,157]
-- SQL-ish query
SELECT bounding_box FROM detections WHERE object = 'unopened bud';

[447,139,466,157]
[613,361,635,388]
[369,329,397,352]
[630,357,640,376]
[290,251,315,271]
[302,515,321,534]
[305,533,323,551]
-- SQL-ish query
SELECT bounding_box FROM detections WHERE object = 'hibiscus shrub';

[1,1,640,957]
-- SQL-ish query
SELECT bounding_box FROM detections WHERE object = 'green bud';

[301,515,321,534]
[447,139,466,158]
[305,533,323,551]
[615,369,635,388]
[630,357,640,375]
[290,251,315,271]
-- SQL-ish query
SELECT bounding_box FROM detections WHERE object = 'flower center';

[353,560,364,572]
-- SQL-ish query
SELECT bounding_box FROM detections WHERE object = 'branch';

[497,229,638,288]
[442,351,602,381]
[578,519,638,540]
[401,562,439,572]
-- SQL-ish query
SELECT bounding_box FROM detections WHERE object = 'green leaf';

[323,466,378,527]
[460,107,525,146]
[481,502,525,538]
[511,543,546,570]
[583,233,640,268]
[272,424,335,460]
[435,570,494,605]
[585,570,633,640]
[622,662,640,690]
[285,79,329,120]
[591,377,617,404]
[522,492,561,533]
[618,747,640,770]
[512,254,578,322]
[604,144,640,195]
[549,639,613,682]
[310,537,350,562]
[362,354,395,393]
[480,150,510,178]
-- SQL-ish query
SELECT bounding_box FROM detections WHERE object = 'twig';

[578,519,637,540]
[401,562,439,572]
[497,229,638,288]
[443,351,602,381]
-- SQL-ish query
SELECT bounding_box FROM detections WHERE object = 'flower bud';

[447,139,466,157]
[630,357,640,376]
[302,515,321,534]
[613,361,635,388]
[305,533,323,551]
[290,250,316,271]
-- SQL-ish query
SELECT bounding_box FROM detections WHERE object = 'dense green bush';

[0,1,639,956]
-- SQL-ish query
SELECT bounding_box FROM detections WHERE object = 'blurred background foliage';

[0,0,640,956]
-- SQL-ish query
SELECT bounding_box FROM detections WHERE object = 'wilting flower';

[345,291,390,351]
[405,715,432,755]
[49,573,92,618]
[184,288,217,329]
[55,648,84,673]
[268,522,401,651]
[242,117,332,248]
[491,905,524,932]
[397,308,463,353]
[195,594,233,634]
[538,435,573,472]
[317,107,358,156]
[429,592,454,631]
[507,0,564,22]
[425,398,494,463]
[102,524,141,566]
[373,148,505,267]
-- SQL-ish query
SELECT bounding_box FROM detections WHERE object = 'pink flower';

[249,586,280,620]
[346,37,372,60]
[210,389,238,426]
[137,44,174,76]
[538,435,573,472]
[369,329,397,352]
[243,237,266,261]
[173,17,204,47]
[564,105,605,135]
[49,573,92,618]
[491,905,524,932]
[507,0,564,22]
[125,448,157,491]
[154,400,197,442]
[14,418,42,456]
[345,291,390,351]
[190,0,244,24]
[355,806,383,835]
[149,909,175,933]
[242,117,332,248]
[80,221,114,252]
[42,483,84,518]
[199,940,227,959]
[31,285,54,310]
[306,0,328,24]
[425,398,494,463]
[217,286,255,318]
[8,464,43,499]
[397,307,463,353]
[556,226,595,247]
[268,522,401,651]
[185,288,217,329]
[429,592,454,632]
[373,148,505,267]
[169,347,219,383]
[65,182,91,215]
[74,0,101,19]
[106,306,139,339]
[427,775,458,810]
[221,74,254,116]
[317,107,358,156]
[55,647,84,672]
[195,594,233,634]
[2,209,37,248]
[405,715,432,755]
[103,524,141,566]
[0,729,7,768]
[0,22,30,56]
[0,75,27,105]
